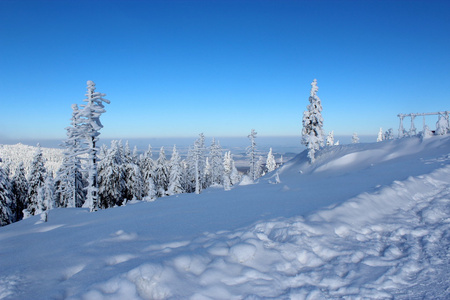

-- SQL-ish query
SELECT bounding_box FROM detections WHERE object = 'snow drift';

[0,136,449,299]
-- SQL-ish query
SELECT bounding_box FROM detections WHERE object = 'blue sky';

[1,0,449,142]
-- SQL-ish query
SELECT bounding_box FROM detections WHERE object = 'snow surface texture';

[1,136,449,299]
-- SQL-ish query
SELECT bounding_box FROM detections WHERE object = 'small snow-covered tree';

[192,133,206,194]
[436,115,449,135]
[140,145,155,198]
[209,138,224,186]
[255,155,265,179]
[247,129,258,181]
[302,79,325,163]
[377,128,383,142]
[384,128,394,140]
[421,125,433,139]
[326,131,334,146]
[352,133,360,144]
[77,81,110,211]
[167,145,184,196]
[0,166,14,226]
[223,151,238,190]
[26,145,47,216]
[266,148,276,173]
[42,172,55,211]
[154,147,169,197]
[11,162,28,221]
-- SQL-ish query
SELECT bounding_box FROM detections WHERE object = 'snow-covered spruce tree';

[167,145,184,196]
[302,79,325,163]
[11,162,28,221]
[0,165,14,226]
[192,133,206,194]
[43,172,55,211]
[384,128,394,140]
[377,128,384,142]
[352,132,360,144]
[223,151,232,191]
[123,141,144,201]
[421,125,433,139]
[203,157,212,188]
[77,81,110,211]
[266,148,276,173]
[326,131,334,146]
[229,156,241,185]
[57,103,86,208]
[154,147,169,197]
[139,145,155,198]
[98,140,126,208]
[436,115,449,135]
[209,138,224,186]
[255,155,265,178]
[247,129,258,181]
[26,144,47,216]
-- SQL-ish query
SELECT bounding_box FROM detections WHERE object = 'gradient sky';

[1,0,449,142]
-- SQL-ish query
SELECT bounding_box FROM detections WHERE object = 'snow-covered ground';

[1,136,449,299]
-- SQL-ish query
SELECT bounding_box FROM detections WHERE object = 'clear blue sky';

[1,0,449,142]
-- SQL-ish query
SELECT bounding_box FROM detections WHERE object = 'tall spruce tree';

[77,81,110,211]
[302,79,324,163]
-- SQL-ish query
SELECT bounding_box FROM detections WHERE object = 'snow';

[1,136,450,299]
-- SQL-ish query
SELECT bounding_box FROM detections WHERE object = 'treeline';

[0,134,280,226]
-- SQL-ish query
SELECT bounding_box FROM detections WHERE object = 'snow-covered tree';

[436,115,449,135]
[97,140,126,208]
[124,163,144,201]
[0,166,14,226]
[57,104,86,208]
[223,152,233,191]
[154,147,169,197]
[77,81,110,211]
[326,131,334,146]
[167,145,184,196]
[255,155,265,178]
[223,151,241,191]
[209,138,224,186]
[26,145,47,216]
[11,162,28,221]
[377,128,384,142]
[266,148,276,173]
[191,133,206,194]
[421,125,433,139]
[140,145,155,198]
[302,79,325,163]
[384,128,394,140]
[247,129,258,181]
[352,133,360,144]
[42,172,55,211]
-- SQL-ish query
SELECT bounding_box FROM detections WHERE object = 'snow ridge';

[72,165,450,299]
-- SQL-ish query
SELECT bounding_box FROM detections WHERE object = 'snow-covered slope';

[1,136,449,299]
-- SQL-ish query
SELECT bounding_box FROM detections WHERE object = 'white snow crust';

[1,136,449,299]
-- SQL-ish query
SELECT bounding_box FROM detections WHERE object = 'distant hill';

[0,143,64,176]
